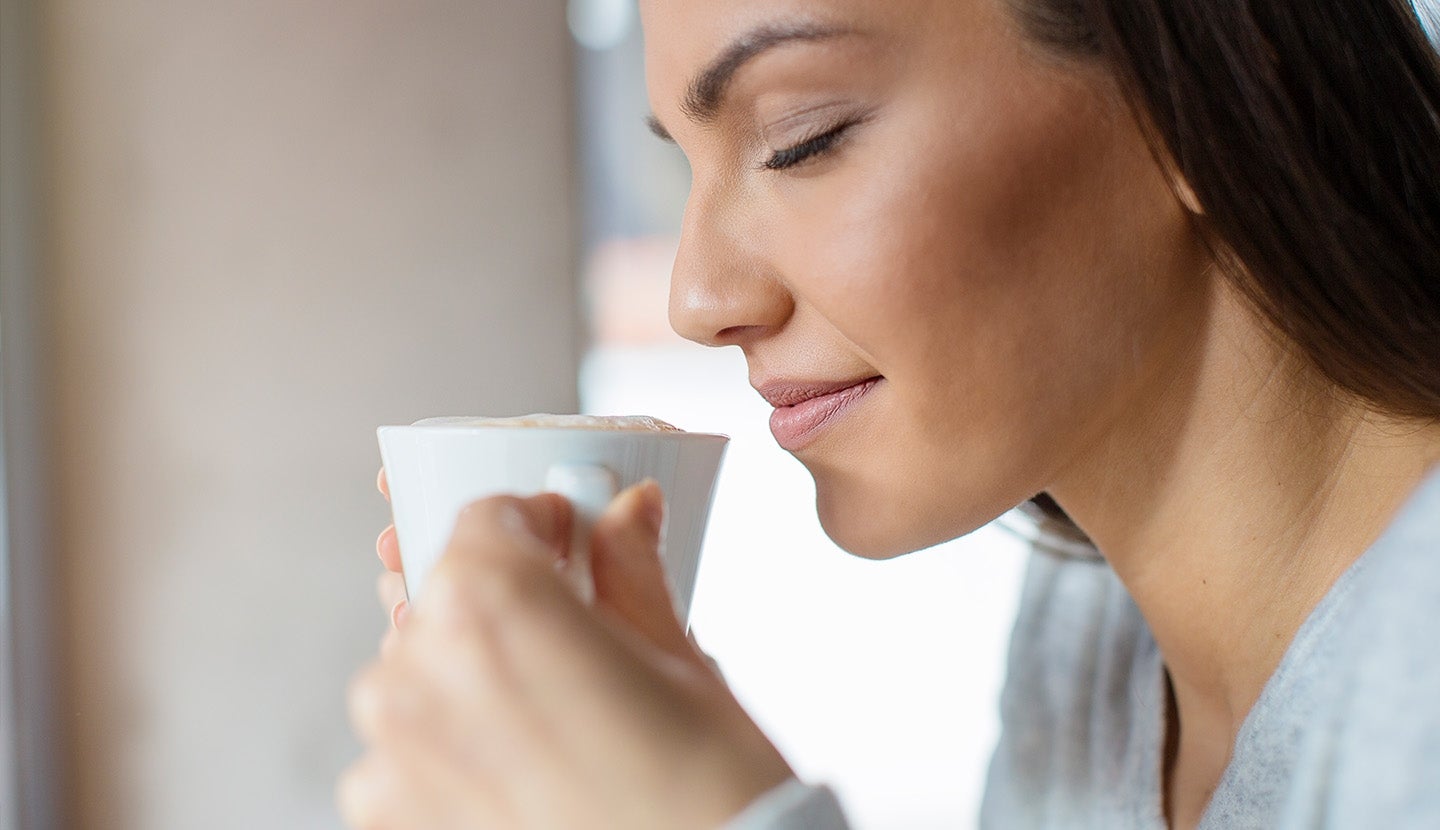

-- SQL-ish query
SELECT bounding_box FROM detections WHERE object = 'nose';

[668,189,792,348]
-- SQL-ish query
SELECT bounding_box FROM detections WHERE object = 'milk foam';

[412,414,682,432]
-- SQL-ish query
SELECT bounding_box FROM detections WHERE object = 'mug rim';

[376,424,730,443]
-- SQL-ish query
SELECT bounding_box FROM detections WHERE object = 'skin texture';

[646,0,1440,825]
[649,0,1213,559]
[342,1,1440,827]
[342,477,793,829]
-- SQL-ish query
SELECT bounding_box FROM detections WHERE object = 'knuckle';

[477,554,552,614]
[347,664,396,740]
[454,495,527,536]
[334,762,367,821]
[376,572,405,607]
[428,544,553,626]
[421,565,482,629]
[336,755,388,828]
[429,555,548,629]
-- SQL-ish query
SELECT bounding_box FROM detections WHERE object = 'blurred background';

[5,2,1431,829]
[0,2,1027,826]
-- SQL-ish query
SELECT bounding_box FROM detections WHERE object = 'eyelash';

[763,121,855,171]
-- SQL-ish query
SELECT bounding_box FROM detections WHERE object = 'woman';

[338,1,1440,827]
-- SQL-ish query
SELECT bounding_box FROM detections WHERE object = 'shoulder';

[982,542,1163,827]
[1335,468,1440,704]
[1289,470,1440,826]
[992,515,1149,733]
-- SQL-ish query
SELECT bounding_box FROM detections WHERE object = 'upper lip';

[755,376,882,408]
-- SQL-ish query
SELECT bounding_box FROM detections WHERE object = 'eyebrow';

[647,21,852,142]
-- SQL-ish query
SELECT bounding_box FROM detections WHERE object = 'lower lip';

[769,378,881,452]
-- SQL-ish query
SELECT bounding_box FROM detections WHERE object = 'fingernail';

[376,526,395,558]
[638,479,664,537]
[390,599,408,629]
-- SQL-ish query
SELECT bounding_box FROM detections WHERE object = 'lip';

[759,376,882,451]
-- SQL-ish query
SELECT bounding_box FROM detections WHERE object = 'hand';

[340,477,793,829]
[374,469,409,629]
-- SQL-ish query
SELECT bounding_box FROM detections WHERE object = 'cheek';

[784,70,1192,400]
[765,78,1203,555]
[799,387,1024,558]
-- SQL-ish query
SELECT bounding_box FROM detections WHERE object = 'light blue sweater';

[727,469,1440,828]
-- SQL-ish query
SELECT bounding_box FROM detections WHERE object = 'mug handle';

[543,463,619,604]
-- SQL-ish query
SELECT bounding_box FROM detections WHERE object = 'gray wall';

[3,0,58,825]
[41,2,578,827]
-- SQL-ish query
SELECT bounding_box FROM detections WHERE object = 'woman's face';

[642,0,1212,557]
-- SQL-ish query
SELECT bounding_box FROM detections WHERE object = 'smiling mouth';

[760,376,882,451]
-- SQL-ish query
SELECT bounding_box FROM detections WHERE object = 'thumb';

[589,480,693,662]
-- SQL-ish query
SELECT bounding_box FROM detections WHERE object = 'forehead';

[638,0,939,104]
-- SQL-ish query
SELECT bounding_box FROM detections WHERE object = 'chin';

[810,463,1015,559]
[812,486,986,561]
[816,515,912,559]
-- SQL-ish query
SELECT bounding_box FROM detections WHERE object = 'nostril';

[714,324,769,346]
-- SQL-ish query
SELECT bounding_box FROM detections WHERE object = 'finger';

[446,493,573,564]
[349,637,519,826]
[336,752,396,829]
[417,492,659,709]
[348,658,456,751]
[377,468,390,501]
[418,494,577,635]
[415,501,713,782]
[338,749,495,830]
[589,480,693,662]
[356,639,493,766]
[348,662,406,746]
[376,570,406,611]
[377,525,403,573]
[380,624,401,658]
[414,491,659,719]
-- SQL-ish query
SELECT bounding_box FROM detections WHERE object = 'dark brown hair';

[1014,0,1440,420]
[1013,1,1440,530]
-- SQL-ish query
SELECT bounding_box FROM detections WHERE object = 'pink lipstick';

[760,377,881,451]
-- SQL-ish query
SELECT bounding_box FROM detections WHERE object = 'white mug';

[376,418,729,623]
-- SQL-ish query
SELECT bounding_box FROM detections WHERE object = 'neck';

[1048,280,1440,820]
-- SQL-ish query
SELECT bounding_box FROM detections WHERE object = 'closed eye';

[763,121,855,171]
